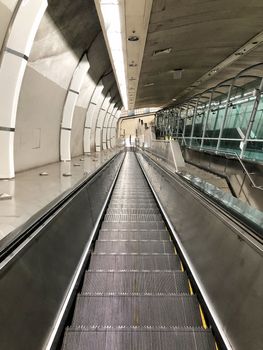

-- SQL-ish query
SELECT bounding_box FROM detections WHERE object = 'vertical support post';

[201,90,213,149]
[216,82,234,152]
[60,54,90,161]
[84,80,104,154]
[107,107,117,148]
[102,102,115,150]
[95,93,111,152]
[190,97,200,147]
[182,104,189,145]
[176,108,181,139]
[240,77,263,158]
[0,0,47,178]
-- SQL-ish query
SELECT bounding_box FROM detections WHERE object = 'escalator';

[61,151,217,349]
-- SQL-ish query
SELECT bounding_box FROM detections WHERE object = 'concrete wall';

[71,106,86,158]
[0,1,122,177]
[0,1,18,50]
[119,115,154,139]
[15,65,66,171]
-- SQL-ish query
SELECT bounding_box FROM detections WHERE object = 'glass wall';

[155,64,263,163]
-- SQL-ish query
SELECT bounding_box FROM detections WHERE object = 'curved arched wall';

[0,0,123,177]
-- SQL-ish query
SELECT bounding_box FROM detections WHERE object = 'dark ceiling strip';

[68,89,79,95]
[5,47,28,61]
[61,127,72,131]
[0,126,15,132]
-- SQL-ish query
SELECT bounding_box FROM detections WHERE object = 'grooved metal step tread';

[98,230,170,240]
[106,208,160,214]
[109,202,157,207]
[109,203,158,209]
[82,271,189,294]
[62,328,216,350]
[110,197,155,201]
[104,214,163,222]
[101,221,166,230]
[89,254,181,270]
[111,195,154,200]
[94,241,175,254]
[72,295,203,328]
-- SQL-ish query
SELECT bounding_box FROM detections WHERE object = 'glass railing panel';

[180,172,263,236]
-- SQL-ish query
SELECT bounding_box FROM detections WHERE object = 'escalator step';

[104,214,163,222]
[62,328,216,350]
[98,230,170,240]
[106,208,160,214]
[82,271,189,294]
[89,253,181,270]
[108,203,158,209]
[94,240,175,254]
[101,221,166,230]
[72,295,203,327]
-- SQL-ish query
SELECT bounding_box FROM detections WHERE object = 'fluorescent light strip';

[95,0,128,109]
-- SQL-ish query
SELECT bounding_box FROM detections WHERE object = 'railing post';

[176,108,181,139]
[216,82,234,152]
[182,104,189,146]
[240,77,263,159]
[190,98,200,147]
[201,90,213,150]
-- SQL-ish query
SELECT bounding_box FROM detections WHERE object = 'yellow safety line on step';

[215,342,219,350]
[173,246,177,254]
[180,261,184,271]
[188,280,193,295]
[199,305,208,329]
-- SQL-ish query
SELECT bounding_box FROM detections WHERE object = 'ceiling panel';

[135,0,263,108]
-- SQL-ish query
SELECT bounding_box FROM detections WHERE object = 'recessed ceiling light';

[172,69,183,79]
[129,63,138,67]
[153,48,172,56]
[128,35,139,41]
[144,83,154,87]
[172,98,177,101]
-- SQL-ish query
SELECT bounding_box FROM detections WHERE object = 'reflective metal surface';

[137,150,263,350]
[0,152,124,350]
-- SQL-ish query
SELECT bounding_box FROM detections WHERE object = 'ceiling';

[135,0,263,109]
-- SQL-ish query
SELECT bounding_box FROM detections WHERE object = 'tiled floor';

[0,150,117,241]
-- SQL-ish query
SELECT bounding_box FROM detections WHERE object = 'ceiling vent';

[172,69,183,79]
[153,47,172,56]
